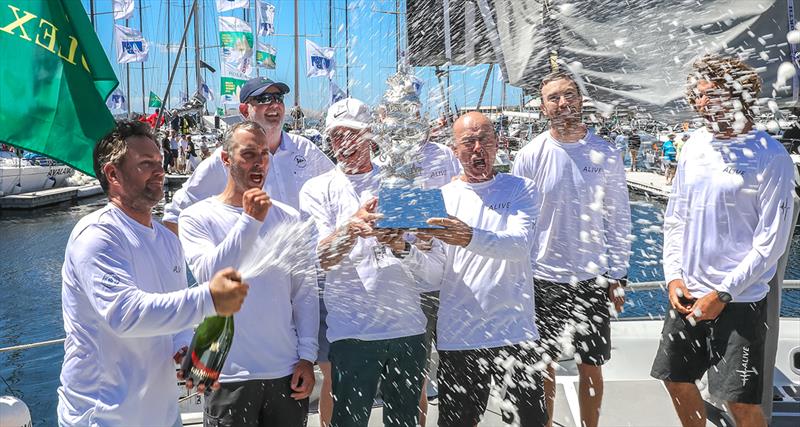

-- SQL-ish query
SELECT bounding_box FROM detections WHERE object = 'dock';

[625,170,670,199]
[0,183,103,209]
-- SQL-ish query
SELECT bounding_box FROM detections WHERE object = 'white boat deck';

[625,170,670,199]
[181,319,800,426]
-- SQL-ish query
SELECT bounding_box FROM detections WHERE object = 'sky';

[81,0,522,117]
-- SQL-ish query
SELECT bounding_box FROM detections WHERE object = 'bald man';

[407,113,547,426]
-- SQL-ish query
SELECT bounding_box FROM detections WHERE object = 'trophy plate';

[375,187,447,229]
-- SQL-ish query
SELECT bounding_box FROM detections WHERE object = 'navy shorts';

[650,298,768,404]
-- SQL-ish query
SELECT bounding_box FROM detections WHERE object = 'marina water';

[1,192,799,426]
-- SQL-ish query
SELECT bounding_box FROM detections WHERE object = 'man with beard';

[162,77,333,234]
[178,121,319,426]
[58,120,249,427]
[407,112,546,427]
[299,98,428,427]
[651,55,795,427]
[512,72,631,427]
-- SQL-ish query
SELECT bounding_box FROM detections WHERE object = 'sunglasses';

[251,93,284,105]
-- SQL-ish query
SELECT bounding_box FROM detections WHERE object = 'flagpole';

[344,0,350,96]
[167,1,171,110]
[90,0,95,29]
[156,0,199,131]
[125,16,131,117]
[293,0,299,108]
[138,0,145,113]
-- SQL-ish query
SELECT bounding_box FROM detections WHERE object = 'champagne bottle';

[181,315,235,389]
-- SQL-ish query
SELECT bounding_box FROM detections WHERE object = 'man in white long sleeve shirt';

[511,72,631,427]
[178,121,319,426]
[299,98,428,427]
[162,76,334,234]
[408,112,547,427]
[58,120,248,427]
[651,55,796,427]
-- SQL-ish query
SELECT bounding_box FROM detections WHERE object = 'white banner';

[199,79,215,101]
[256,1,275,36]
[329,79,346,105]
[106,88,127,111]
[217,0,249,13]
[113,0,134,21]
[114,24,149,63]
[219,16,254,78]
[305,39,335,78]
[256,41,276,69]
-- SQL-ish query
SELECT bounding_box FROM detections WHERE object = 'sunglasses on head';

[251,93,284,105]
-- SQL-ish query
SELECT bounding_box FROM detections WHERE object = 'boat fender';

[0,395,32,427]
[791,346,800,376]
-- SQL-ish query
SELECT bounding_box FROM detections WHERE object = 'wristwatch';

[716,291,732,304]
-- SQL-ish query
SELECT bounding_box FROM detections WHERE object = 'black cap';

[239,77,290,103]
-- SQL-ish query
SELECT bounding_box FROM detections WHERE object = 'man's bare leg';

[727,402,767,427]
[663,381,706,427]
[543,364,556,427]
[577,364,603,427]
[419,377,428,426]
[319,361,333,427]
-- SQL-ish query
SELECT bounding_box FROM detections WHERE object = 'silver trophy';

[373,67,447,229]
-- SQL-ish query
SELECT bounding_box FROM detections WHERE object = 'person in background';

[629,129,641,171]
[512,71,631,427]
[652,55,795,427]
[57,120,248,427]
[662,134,677,185]
[675,133,691,160]
[186,141,200,173]
[161,76,334,235]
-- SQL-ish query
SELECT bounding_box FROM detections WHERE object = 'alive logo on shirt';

[722,166,745,176]
[488,201,511,211]
[582,166,603,173]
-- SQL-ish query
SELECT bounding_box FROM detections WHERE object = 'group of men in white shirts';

[58,54,795,427]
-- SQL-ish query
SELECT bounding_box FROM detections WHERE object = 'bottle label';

[190,350,221,381]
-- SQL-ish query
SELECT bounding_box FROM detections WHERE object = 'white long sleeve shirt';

[663,128,795,302]
[298,165,427,342]
[58,204,216,427]
[163,132,334,223]
[178,198,319,380]
[512,130,631,282]
[406,174,541,351]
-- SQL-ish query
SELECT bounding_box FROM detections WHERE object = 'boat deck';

[625,170,670,199]
[181,319,800,426]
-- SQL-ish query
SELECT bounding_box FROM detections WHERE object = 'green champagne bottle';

[180,315,235,389]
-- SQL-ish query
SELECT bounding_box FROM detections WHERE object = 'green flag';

[148,91,162,108]
[0,0,118,176]
[216,107,225,116]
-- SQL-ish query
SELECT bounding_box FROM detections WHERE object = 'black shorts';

[650,298,768,404]
[437,344,548,427]
[204,376,308,427]
[534,278,611,366]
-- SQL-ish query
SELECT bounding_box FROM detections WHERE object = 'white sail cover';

[256,0,276,37]
[217,0,249,13]
[306,40,335,78]
[106,88,127,111]
[114,24,149,64]
[113,0,134,21]
[407,0,799,118]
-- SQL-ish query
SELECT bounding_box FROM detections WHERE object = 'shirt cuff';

[196,283,217,317]
[664,272,683,286]
[464,228,487,252]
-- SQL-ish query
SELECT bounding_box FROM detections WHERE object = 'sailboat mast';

[125,17,131,117]
[328,0,332,46]
[167,3,171,110]
[344,0,349,96]
[156,0,199,130]
[193,0,201,94]
[395,0,399,69]
[89,0,95,28]
[293,0,299,108]
[183,0,189,97]
[138,0,145,113]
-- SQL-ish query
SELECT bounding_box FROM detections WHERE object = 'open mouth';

[249,173,264,185]
[264,112,280,119]
[472,157,487,168]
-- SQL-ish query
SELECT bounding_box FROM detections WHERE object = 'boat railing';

[1,280,797,354]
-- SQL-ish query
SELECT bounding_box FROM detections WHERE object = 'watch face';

[718,292,732,303]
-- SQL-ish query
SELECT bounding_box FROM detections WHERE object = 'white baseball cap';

[325,98,371,133]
